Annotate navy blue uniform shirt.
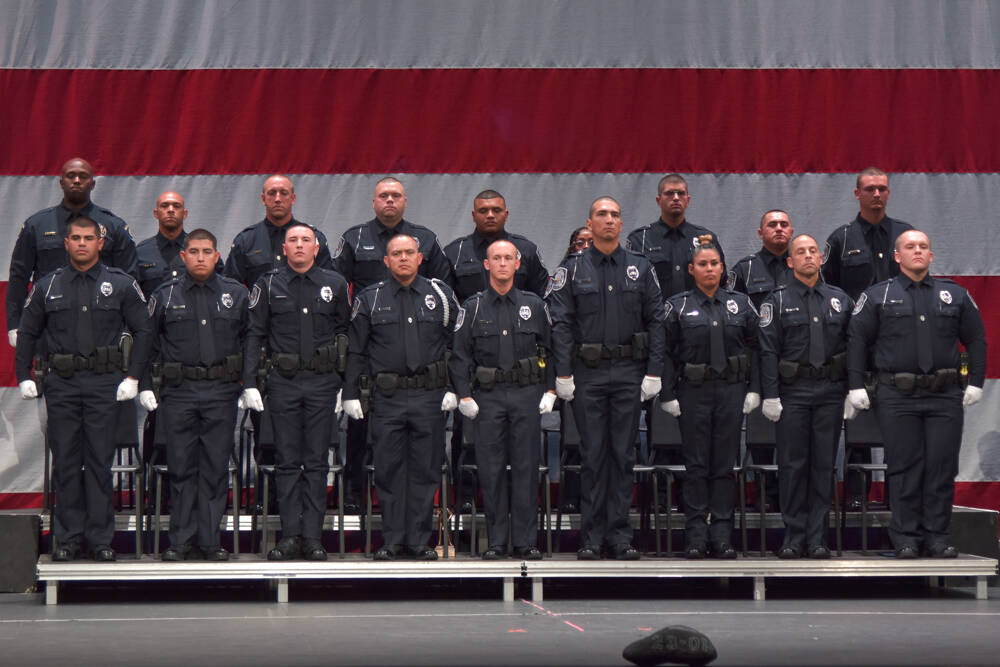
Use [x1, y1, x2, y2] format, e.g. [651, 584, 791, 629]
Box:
[821, 214, 913, 300]
[332, 218, 451, 292]
[224, 217, 333, 289]
[443, 230, 549, 301]
[730, 247, 792, 310]
[626, 218, 726, 298]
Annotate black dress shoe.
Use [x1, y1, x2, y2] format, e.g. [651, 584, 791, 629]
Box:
[342, 501, 362, 515]
[91, 545, 116, 562]
[847, 499, 864, 512]
[52, 543, 80, 562]
[712, 543, 737, 559]
[373, 547, 396, 561]
[808, 545, 831, 559]
[267, 536, 302, 561]
[895, 545, 919, 559]
[203, 547, 231, 561]
[458, 502, 474, 514]
[161, 546, 185, 562]
[684, 545, 707, 560]
[576, 545, 601, 560]
[302, 539, 328, 561]
[559, 503, 578, 514]
[513, 546, 542, 561]
[482, 546, 505, 561]
[927, 543, 958, 559]
[777, 546, 800, 559]
[411, 546, 438, 561]
[611, 543, 640, 561]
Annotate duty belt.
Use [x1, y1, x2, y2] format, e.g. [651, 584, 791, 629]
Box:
[681, 355, 749, 385]
[777, 354, 847, 384]
[474, 357, 543, 390]
[374, 359, 449, 396]
[270, 347, 340, 379]
[48, 348, 123, 378]
[878, 369, 958, 393]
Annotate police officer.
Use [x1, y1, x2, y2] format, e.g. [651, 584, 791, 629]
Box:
[661, 239, 760, 559]
[732, 209, 795, 513]
[8, 157, 137, 347]
[342, 234, 459, 561]
[136, 191, 223, 296]
[548, 197, 665, 561]
[242, 222, 351, 561]
[333, 177, 452, 514]
[443, 189, 550, 511]
[626, 174, 726, 299]
[224, 175, 334, 289]
[822, 167, 914, 510]
[15, 217, 150, 562]
[846, 230, 985, 558]
[450, 239, 556, 561]
[759, 235, 853, 559]
[140, 229, 249, 561]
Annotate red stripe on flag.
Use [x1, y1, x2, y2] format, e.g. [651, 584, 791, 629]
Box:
[2, 68, 999, 175]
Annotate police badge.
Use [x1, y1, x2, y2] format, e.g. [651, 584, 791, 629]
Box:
[425, 293, 437, 310]
[759, 302, 773, 327]
[221, 293, 234, 309]
[519, 305, 531, 320]
[830, 297, 841, 313]
[320, 286, 333, 302]
[100, 281, 113, 297]
[726, 299, 738, 314]
[939, 290, 952, 304]
[626, 265, 639, 281]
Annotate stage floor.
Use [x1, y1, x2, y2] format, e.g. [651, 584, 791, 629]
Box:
[1, 579, 998, 666]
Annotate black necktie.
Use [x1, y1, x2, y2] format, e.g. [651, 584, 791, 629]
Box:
[400, 286, 421, 372]
[76, 274, 95, 356]
[709, 300, 727, 373]
[914, 283, 934, 373]
[497, 296, 515, 370]
[194, 285, 216, 365]
[808, 289, 825, 368]
[163, 240, 181, 266]
[669, 229, 686, 297]
[872, 225, 889, 282]
[601, 256, 621, 347]
[299, 276, 314, 364]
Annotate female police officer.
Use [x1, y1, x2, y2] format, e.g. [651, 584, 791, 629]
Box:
[661, 238, 760, 559]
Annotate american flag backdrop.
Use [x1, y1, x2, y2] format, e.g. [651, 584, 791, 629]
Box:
[0, 0, 998, 509]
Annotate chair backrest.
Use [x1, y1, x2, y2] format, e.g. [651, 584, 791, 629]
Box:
[844, 409, 883, 445]
[560, 402, 582, 447]
[648, 404, 682, 447]
[745, 409, 776, 447]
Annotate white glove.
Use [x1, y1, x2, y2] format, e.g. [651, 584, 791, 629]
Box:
[335, 389, 343, 419]
[441, 391, 458, 411]
[458, 397, 479, 419]
[555, 376, 575, 401]
[843, 396, 858, 420]
[964, 385, 983, 406]
[847, 388, 870, 411]
[138, 390, 158, 412]
[239, 388, 264, 412]
[640, 375, 662, 402]
[538, 391, 557, 414]
[762, 397, 782, 422]
[343, 398, 364, 420]
[8, 329, 16, 348]
[660, 399, 681, 417]
[116, 377, 138, 401]
[18, 379, 37, 399]
[742, 391, 761, 414]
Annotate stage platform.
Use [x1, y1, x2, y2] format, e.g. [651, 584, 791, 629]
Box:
[36, 551, 997, 605]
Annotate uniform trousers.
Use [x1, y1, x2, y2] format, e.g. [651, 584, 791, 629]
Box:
[160, 379, 240, 549]
[472, 384, 543, 549]
[267, 371, 340, 540]
[45, 372, 121, 548]
[677, 379, 744, 547]
[370, 387, 446, 549]
[875, 384, 964, 550]
[775, 379, 843, 550]
[571, 359, 644, 549]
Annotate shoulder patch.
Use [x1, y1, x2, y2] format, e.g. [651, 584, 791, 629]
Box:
[968, 293, 979, 310]
[852, 292, 867, 315]
[351, 297, 361, 321]
[663, 300, 673, 318]
[546, 267, 568, 297]
[147, 295, 157, 316]
[453, 306, 466, 331]
[727, 269, 736, 286]
[24, 285, 35, 308]
[822, 242, 831, 265]
[249, 284, 262, 309]
[332, 236, 344, 259]
[759, 302, 773, 327]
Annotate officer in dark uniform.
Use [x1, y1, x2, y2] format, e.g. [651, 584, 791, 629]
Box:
[450, 239, 556, 561]
[242, 222, 351, 561]
[443, 189, 549, 512]
[661, 239, 760, 559]
[846, 230, 986, 558]
[626, 174, 726, 299]
[758, 234, 853, 559]
[136, 191, 223, 296]
[8, 157, 137, 347]
[333, 177, 452, 514]
[343, 234, 459, 561]
[548, 197, 665, 561]
[223, 175, 334, 289]
[15, 216, 150, 562]
[140, 229, 248, 561]
[822, 167, 914, 510]
[731, 209, 795, 513]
